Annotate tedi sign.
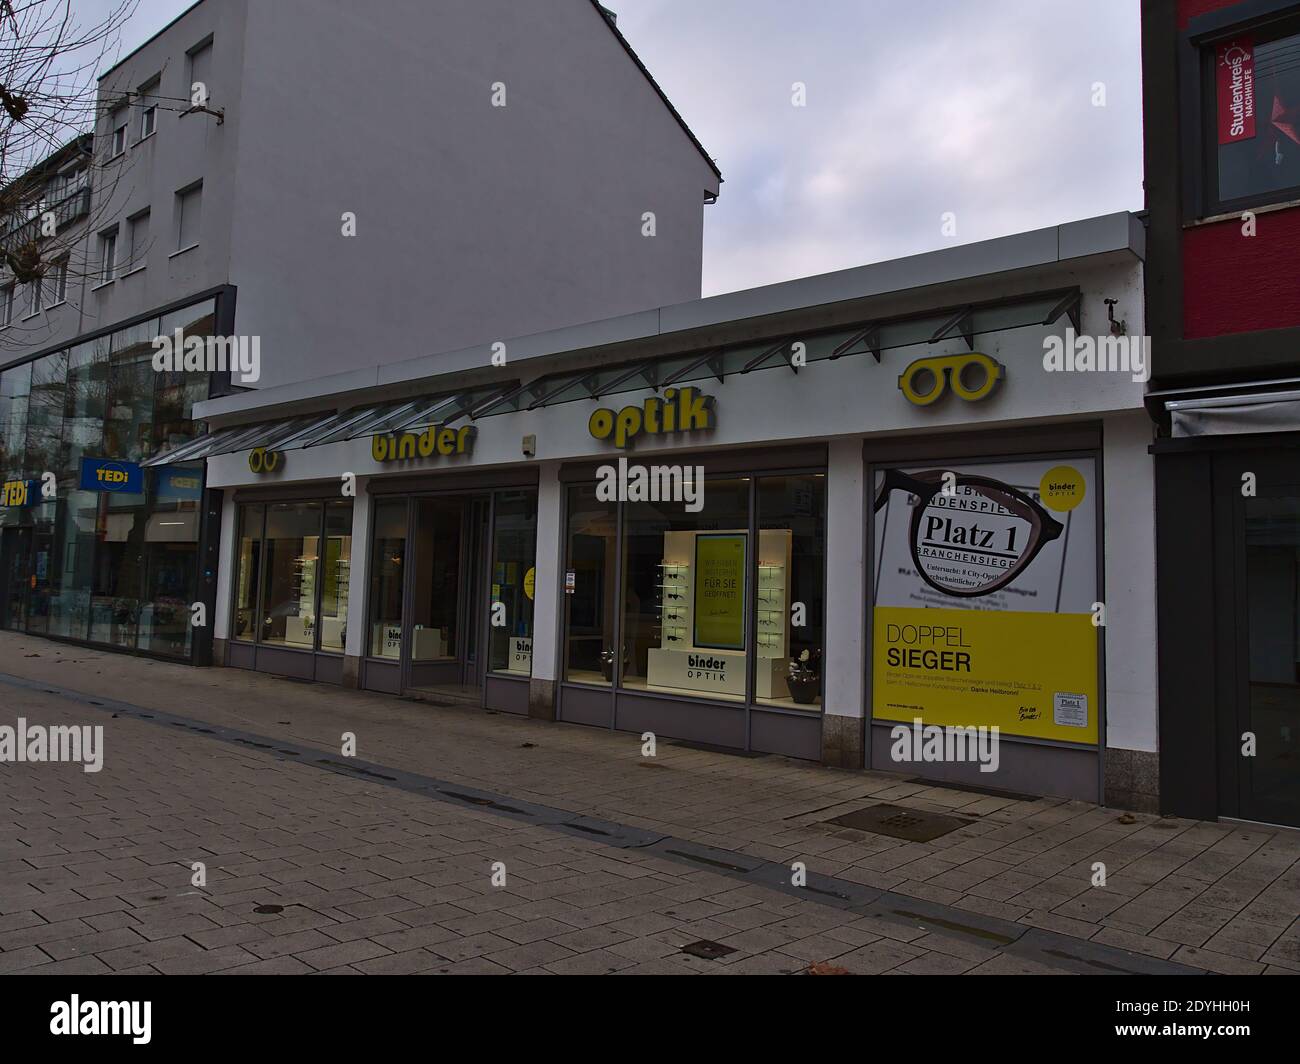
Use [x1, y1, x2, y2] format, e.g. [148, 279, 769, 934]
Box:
[588, 386, 715, 449]
[372, 424, 475, 463]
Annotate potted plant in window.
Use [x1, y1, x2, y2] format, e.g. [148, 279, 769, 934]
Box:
[787, 649, 821, 704]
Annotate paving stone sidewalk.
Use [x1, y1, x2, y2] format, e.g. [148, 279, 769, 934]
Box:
[0, 631, 1297, 975]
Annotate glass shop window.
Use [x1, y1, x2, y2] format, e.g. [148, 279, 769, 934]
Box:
[233, 504, 264, 642]
[563, 483, 617, 685]
[368, 499, 407, 659]
[620, 476, 750, 703]
[258, 502, 322, 649]
[488, 490, 537, 676]
[1210, 24, 1300, 208]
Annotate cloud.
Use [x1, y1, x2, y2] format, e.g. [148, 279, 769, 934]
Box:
[613, 0, 1143, 295]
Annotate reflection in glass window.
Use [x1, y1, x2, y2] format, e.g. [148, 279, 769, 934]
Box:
[25, 499, 55, 636]
[105, 319, 158, 464]
[755, 475, 826, 710]
[319, 501, 352, 651]
[24, 354, 65, 475]
[1216, 29, 1300, 204]
[233, 504, 263, 641]
[63, 340, 107, 477]
[138, 463, 203, 657]
[258, 502, 322, 649]
[564, 483, 617, 685]
[47, 489, 98, 640]
[488, 491, 537, 676]
[0, 363, 32, 489]
[410, 497, 463, 662]
[89, 495, 142, 650]
[0, 297, 217, 656]
[621, 478, 750, 702]
[369, 499, 407, 659]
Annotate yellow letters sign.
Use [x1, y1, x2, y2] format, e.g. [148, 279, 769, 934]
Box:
[588, 387, 716, 448]
[372, 425, 475, 463]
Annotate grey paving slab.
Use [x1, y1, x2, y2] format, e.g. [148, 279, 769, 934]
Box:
[0, 635, 1296, 976]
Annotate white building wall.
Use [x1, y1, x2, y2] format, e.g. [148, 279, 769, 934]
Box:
[345, 480, 374, 663]
[824, 440, 866, 721]
[530, 463, 564, 686]
[1102, 409, 1159, 753]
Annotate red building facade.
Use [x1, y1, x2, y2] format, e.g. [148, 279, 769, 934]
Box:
[1145, 0, 1300, 828]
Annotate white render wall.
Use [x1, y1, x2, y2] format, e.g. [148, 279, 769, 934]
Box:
[1102, 410, 1158, 754]
[529, 463, 565, 685]
[824, 440, 867, 721]
[228, 0, 720, 388]
[344, 480, 374, 661]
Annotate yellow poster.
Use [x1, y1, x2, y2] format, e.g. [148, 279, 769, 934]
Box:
[694, 533, 746, 650]
[873, 605, 1098, 743]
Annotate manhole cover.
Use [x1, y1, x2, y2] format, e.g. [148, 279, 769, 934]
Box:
[825, 803, 968, 842]
[254, 904, 284, 914]
[681, 939, 736, 960]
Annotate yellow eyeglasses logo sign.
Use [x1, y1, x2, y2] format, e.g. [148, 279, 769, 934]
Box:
[898, 353, 1005, 406]
[248, 448, 283, 474]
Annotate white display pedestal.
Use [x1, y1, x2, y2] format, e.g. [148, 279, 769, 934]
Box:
[412, 627, 445, 659]
[371, 623, 402, 658]
[320, 616, 346, 649]
[285, 615, 315, 647]
[646, 648, 790, 699]
[504, 637, 532, 675]
[647, 646, 745, 697]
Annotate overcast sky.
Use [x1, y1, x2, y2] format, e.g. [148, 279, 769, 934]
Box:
[87, 0, 1144, 298]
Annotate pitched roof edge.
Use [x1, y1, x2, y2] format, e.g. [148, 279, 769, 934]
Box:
[588, 0, 723, 185]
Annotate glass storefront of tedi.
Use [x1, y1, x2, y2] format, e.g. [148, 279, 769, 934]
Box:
[0, 296, 221, 660]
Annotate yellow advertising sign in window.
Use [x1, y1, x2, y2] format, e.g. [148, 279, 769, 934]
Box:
[871, 457, 1099, 744]
[694, 533, 746, 650]
[873, 606, 1098, 744]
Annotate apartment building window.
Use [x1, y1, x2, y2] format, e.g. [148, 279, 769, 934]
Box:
[25, 278, 42, 318]
[1203, 17, 1300, 210]
[1, 285, 13, 327]
[109, 106, 128, 158]
[126, 210, 150, 274]
[138, 78, 159, 141]
[188, 39, 213, 103]
[46, 259, 68, 306]
[99, 227, 118, 282]
[175, 184, 202, 252]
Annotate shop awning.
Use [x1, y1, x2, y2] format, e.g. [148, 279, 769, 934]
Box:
[469, 288, 1079, 418]
[142, 383, 515, 467]
[1168, 390, 1300, 438]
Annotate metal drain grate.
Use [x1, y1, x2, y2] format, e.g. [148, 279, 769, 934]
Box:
[825, 803, 968, 842]
[681, 939, 736, 960]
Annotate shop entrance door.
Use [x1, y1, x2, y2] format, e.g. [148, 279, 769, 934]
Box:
[404, 494, 490, 703]
[1216, 450, 1300, 828]
[0, 527, 32, 631]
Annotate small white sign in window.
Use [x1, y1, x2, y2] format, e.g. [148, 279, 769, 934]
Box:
[1053, 692, 1088, 728]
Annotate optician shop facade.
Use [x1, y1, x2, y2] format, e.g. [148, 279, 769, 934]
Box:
[179, 213, 1159, 809]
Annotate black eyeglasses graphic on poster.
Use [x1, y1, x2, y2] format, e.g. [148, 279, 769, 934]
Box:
[871, 458, 1099, 744]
